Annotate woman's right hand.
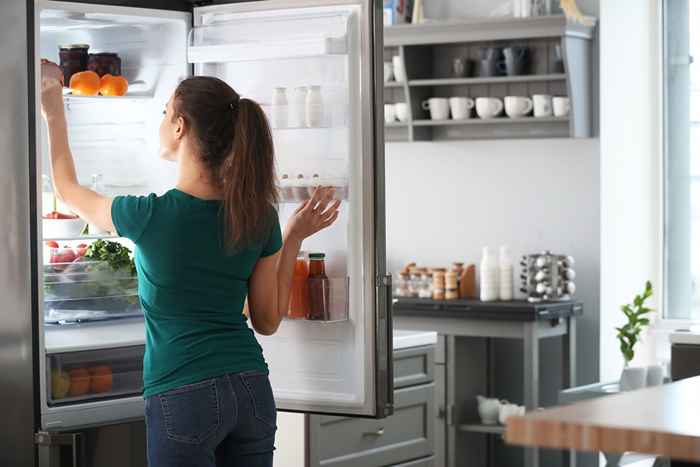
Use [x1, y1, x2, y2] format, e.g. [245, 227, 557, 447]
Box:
[40, 59, 65, 121]
[284, 186, 341, 242]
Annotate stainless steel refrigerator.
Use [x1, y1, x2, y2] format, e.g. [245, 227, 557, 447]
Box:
[0, 1, 390, 465]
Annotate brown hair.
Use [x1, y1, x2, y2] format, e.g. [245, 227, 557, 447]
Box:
[172, 77, 277, 250]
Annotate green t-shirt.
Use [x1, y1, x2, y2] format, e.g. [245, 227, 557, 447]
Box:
[111, 188, 282, 398]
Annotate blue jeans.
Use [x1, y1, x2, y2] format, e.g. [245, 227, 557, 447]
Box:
[145, 371, 277, 467]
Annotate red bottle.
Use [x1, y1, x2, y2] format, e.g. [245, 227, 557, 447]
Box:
[307, 253, 330, 320]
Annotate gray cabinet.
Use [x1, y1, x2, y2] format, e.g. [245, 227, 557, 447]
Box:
[307, 345, 436, 467]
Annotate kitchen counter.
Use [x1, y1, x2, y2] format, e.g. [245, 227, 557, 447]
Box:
[393, 329, 438, 349]
[505, 375, 700, 462]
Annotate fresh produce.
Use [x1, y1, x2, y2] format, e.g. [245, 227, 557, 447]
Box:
[46, 240, 59, 249]
[43, 211, 78, 220]
[51, 369, 71, 400]
[84, 239, 136, 274]
[68, 368, 91, 396]
[99, 74, 128, 97]
[49, 247, 76, 270]
[75, 243, 88, 258]
[69, 70, 101, 96]
[89, 365, 113, 393]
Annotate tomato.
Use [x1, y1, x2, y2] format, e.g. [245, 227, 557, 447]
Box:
[75, 244, 88, 257]
[50, 248, 76, 265]
[43, 211, 78, 220]
[46, 240, 59, 249]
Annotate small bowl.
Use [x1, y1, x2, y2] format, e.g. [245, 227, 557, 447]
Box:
[42, 217, 85, 239]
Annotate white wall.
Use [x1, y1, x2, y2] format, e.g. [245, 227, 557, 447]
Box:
[599, 0, 661, 381]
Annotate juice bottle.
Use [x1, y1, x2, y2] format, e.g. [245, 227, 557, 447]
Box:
[288, 252, 310, 319]
[308, 253, 330, 320]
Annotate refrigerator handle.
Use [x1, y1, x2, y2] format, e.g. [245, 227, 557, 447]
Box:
[375, 274, 394, 418]
[35, 431, 85, 467]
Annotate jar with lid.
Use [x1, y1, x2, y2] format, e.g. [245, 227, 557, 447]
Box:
[418, 271, 433, 298]
[408, 267, 422, 297]
[445, 271, 458, 300]
[59, 44, 89, 85]
[307, 253, 330, 320]
[87, 52, 122, 77]
[289, 251, 310, 318]
[432, 271, 446, 300]
[395, 272, 410, 298]
[305, 85, 324, 128]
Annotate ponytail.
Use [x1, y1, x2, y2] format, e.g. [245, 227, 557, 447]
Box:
[171, 77, 277, 252]
[221, 98, 277, 250]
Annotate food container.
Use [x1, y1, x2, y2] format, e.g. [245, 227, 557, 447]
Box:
[43, 259, 140, 324]
[59, 44, 89, 85]
[43, 217, 85, 239]
[87, 52, 122, 77]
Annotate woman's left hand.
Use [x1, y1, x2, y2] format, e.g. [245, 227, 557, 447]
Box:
[285, 186, 341, 242]
[40, 59, 65, 121]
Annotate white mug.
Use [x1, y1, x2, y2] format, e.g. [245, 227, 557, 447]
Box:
[384, 104, 397, 124]
[475, 97, 504, 119]
[449, 97, 475, 120]
[384, 61, 394, 83]
[392, 55, 406, 82]
[553, 96, 570, 117]
[422, 98, 450, 120]
[395, 102, 409, 122]
[504, 96, 533, 118]
[533, 94, 553, 117]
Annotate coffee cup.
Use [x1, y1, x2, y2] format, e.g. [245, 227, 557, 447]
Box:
[392, 55, 406, 83]
[502, 46, 529, 76]
[384, 104, 396, 123]
[553, 96, 570, 117]
[395, 102, 409, 122]
[475, 97, 504, 119]
[449, 97, 475, 120]
[533, 94, 553, 117]
[384, 61, 394, 83]
[422, 98, 450, 121]
[504, 96, 533, 118]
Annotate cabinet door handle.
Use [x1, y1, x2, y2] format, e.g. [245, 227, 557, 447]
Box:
[363, 428, 385, 437]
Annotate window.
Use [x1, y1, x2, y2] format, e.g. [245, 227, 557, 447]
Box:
[664, 0, 700, 320]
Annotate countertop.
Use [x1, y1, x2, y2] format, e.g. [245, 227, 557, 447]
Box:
[505, 376, 700, 462]
[393, 329, 438, 350]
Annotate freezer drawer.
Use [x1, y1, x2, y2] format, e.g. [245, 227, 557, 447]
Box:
[47, 345, 144, 406]
[311, 384, 434, 467]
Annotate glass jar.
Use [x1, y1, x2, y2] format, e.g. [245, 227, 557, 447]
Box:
[408, 268, 422, 298]
[307, 253, 329, 320]
[418, 272, 433, 298]
[289, 252, 310, 319]
[87, 52, 122, 77]
[394, 272, 410, 298]
[59, 44, 89, 85]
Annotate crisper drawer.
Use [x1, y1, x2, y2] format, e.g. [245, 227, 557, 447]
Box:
[312, 384, 434, 467]
[394, 346, 435, 389]
[47, 345, 144, 406]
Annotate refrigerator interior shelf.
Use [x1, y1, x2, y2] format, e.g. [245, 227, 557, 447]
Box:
[64, 94, 153, 103]
[43, 233, 119, 242]
[45, 318, 145, 354]
[187, 36, 348, 63]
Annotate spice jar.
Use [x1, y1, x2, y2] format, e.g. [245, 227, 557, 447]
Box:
[432, 271, 446, 300]
[419, 271, 433, 298]
[87, 52, 122, 77]
[408, 267, 422, 298]
[59, 44, 89, 85]
[445, 271, 458, 300]
[395, 272, 410, 297]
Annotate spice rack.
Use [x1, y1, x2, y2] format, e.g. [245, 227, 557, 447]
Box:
[383, 15, 597, 141]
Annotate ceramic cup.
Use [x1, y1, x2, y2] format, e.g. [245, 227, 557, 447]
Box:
[476, 395, 501, 425]
[504, 96, 533, 118]
[395, 102, 409, 122]
[553, 96, 570, 117]
[423, 97, 450, 120]
[533, 94, 554, 117]
[392, 55, 406, 82]
[502, 46, 529, 76]
[449, 97, 475, 120]
[476, 97, 504, 119]
[384, 103, 396, 124]
[620, 366, 648, 391]
[646, 364, 664, 386]
[384, 61, 394, 83]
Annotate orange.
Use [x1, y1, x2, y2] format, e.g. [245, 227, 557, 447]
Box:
[69, 71, 100, 96]
[89, 365, 113, 393]
[99, 74, 128, 97]
[68, 368, 91, 396]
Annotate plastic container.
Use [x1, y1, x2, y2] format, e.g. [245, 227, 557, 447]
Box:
[271, 87, 288, 129]
[480, 247, 499, 302]
[499, 246, 514, 301]
[305, 85, 324, 127]
[43, 217, 86, 239]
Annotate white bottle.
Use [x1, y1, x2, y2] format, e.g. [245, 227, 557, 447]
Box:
[305, 85, 324, 128]
[271, 87, 288, 129]
[480, 247, 500, 302]
[499, 245, 514, 301]
[289, 86, 307, 128]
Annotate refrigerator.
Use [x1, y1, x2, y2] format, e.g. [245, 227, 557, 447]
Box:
[0, 0, 390, 465]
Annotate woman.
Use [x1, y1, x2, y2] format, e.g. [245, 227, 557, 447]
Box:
[41, 61, 340, 467]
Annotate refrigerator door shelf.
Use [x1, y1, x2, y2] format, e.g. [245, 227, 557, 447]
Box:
[188, 36, 348, 63]
[286, 276, 349, 323]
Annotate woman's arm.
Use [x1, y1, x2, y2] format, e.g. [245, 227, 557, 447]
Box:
[247, 188, 340, 335]
[41, 60, 114, 232]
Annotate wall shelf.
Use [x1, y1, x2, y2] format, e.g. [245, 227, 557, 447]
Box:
[458, 423, 506, 435]
[382, 16, 597, 141]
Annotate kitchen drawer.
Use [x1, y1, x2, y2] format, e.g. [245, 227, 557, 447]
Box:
[394, 346, 434, 389]
[311, 384, 434, 467]
[435, 335, 446, 364]
[392, 456, 435, 467]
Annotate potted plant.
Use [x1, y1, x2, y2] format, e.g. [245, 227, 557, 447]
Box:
[616, 281, 653, 391]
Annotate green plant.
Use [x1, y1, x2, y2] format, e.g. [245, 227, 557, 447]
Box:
[615, 281, 653, 365]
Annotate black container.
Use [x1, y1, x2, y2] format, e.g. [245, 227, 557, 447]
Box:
[58, 44, 89, 85]
[87, 52, 122, 77]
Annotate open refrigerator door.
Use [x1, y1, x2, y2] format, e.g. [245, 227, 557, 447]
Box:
[192, 0, 390, 417]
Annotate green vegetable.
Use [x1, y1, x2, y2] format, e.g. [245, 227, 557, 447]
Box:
[84, 239, 136, 275]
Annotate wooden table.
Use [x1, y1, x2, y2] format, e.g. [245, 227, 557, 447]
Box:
[505, 376, 700, 462]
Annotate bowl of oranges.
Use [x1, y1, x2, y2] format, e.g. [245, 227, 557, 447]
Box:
[69, 70, 129, 97]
